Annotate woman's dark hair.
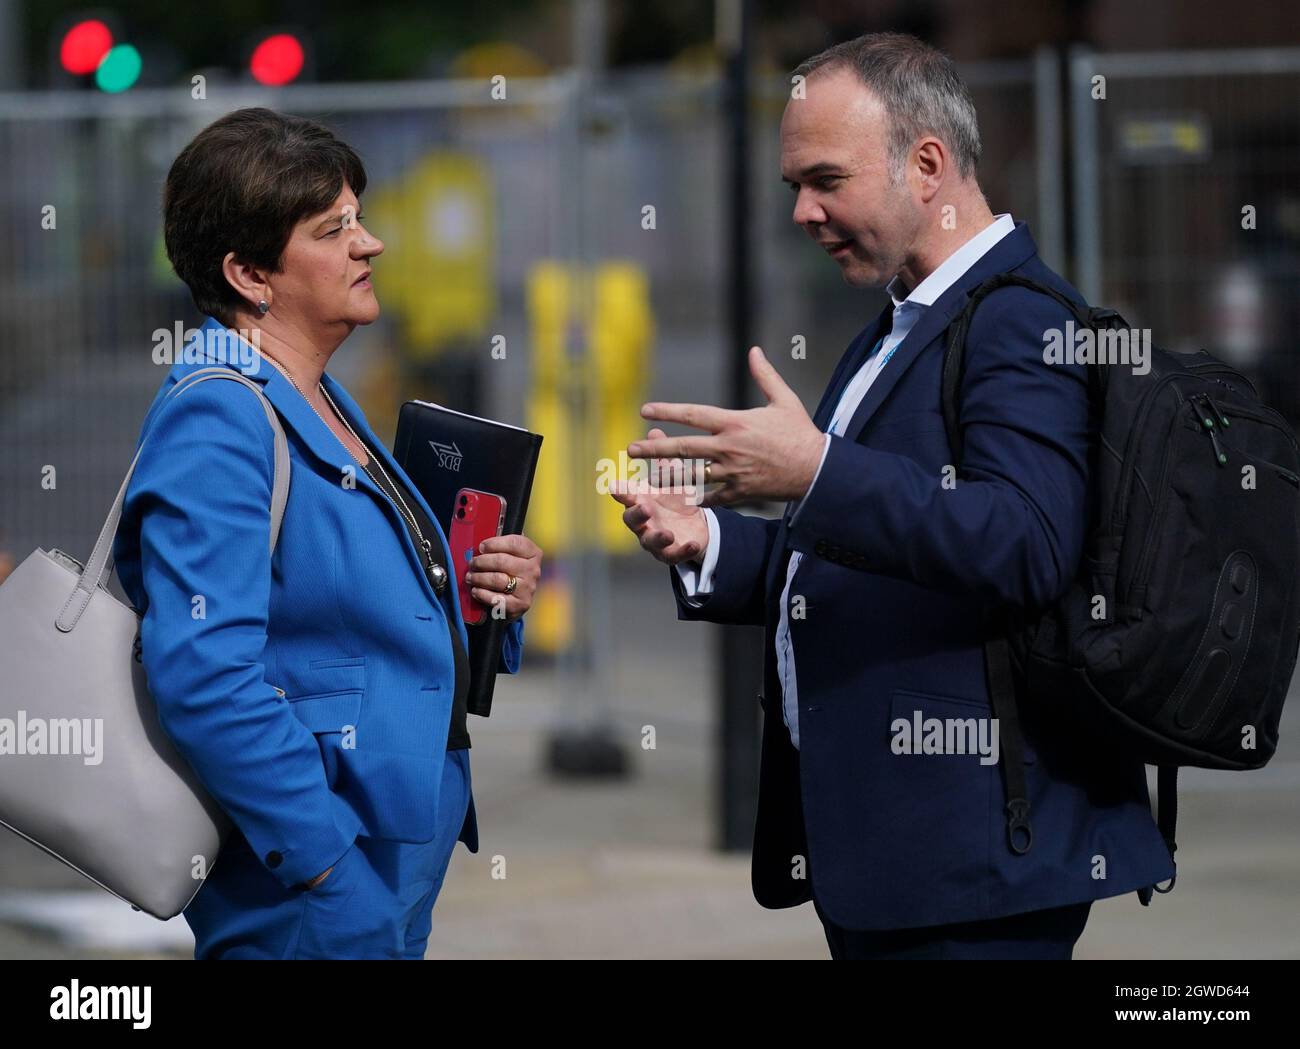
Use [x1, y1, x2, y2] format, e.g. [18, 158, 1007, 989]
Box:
[163, 107, 368, 324]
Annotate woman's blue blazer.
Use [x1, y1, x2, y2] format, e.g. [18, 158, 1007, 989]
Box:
[112, 317, 523, 890]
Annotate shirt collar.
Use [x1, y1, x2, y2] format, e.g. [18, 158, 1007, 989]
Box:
[885, 212, 1015, 309]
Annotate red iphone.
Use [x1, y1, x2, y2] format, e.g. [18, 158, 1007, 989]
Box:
[450, 488, 507, 625]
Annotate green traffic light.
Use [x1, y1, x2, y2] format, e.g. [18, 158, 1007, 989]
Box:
[95, 43, 141, 92]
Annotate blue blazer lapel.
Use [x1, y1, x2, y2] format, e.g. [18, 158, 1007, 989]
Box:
[171, 320, 375, 488]
[318, 373, 439, 528]
[241, 367, 418, 537]
[837, 221, 1038, 444]
[170, 320, 465, 634]
[319, 372, 471, 643]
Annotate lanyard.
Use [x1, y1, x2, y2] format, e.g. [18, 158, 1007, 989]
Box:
[830, 334, 890, 434]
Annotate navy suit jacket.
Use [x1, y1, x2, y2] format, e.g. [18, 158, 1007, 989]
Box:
[670, 223, 1175, 929]
[113, 318, 523, 891]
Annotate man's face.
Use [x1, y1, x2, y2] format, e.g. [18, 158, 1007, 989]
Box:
[780, 67, 922, 288]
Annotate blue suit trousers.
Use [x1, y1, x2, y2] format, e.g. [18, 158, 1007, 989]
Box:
[184, 749, 471, 960]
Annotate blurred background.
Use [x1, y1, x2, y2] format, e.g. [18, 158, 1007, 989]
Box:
[0, 0, 1297, 958]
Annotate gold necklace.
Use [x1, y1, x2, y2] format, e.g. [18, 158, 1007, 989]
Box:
[256, 348, 447, 591]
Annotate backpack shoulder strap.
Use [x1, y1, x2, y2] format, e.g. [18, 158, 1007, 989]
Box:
[941, 272, 1114, 463]
[1139, 766, 1179, 904]
[938, 273, 1106, 858]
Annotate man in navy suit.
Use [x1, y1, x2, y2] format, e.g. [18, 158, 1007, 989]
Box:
[612, 32, 1173, 959]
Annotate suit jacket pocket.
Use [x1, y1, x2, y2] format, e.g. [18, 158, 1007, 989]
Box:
[889, 687, 1035, 766]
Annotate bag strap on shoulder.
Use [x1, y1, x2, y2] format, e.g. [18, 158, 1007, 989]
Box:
[941, 272, 1116, 463]
[940, 273, 1178, 887]
[940, 273, 1116, 857]
[55, 368, 290, 633]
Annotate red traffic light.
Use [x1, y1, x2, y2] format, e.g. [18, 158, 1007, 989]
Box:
[60, 19, 113, 76]
[250, 34, 304, 86]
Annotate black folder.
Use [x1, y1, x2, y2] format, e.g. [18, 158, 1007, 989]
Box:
[394, 400, 543, 717]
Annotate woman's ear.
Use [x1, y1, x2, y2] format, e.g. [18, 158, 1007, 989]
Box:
[222, 251, 271, 312]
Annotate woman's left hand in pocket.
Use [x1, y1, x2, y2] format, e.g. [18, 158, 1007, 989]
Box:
[464, 533, 542, 621]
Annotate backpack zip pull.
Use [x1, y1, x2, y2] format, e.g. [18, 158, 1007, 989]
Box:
[1195, 396, 1228, 466]
[1204, 394, 1231, 429]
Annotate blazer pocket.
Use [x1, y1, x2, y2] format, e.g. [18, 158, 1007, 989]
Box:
[288, 690, 362, 735]
[283, 659, 366, 735]
[309, 654, 367, 673]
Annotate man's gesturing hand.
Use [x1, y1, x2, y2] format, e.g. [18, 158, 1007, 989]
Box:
[610, 427, 710, 566]
[627, 346, 824, 507]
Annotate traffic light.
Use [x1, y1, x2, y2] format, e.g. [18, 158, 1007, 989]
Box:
[249, 33, 305, 86]
[57, 17, 141, 92]
[58, 19, 112, 75]
[95, 44, 141, 93]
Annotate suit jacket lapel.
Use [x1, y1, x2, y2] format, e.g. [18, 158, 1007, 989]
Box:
[834, 292, 968, 444]
[761, 306, 890, 596]
[812, 306, 891, 431]
[837, 221, 1038, 444]
[762, 221, 1040, 600]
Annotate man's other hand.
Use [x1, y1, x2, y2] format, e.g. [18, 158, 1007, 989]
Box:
[610, 427, 710, 566]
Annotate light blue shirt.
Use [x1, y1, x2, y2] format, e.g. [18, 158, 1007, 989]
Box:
[676, 214, 1015, 748]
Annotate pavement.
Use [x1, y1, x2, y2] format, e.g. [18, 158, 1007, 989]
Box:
[0, 557, 1297, 960]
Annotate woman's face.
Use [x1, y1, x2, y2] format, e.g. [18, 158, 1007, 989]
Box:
[270, 182, 384, 331]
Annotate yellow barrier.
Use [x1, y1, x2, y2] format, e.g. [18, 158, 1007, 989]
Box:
[524, 260, 654, 653]
[526, 260, 652, 555]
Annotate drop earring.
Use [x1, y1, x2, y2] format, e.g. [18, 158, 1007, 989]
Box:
[257, 299, 270, 314]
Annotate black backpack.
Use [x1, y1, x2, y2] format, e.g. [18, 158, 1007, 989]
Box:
[941, 273, 1300, 903]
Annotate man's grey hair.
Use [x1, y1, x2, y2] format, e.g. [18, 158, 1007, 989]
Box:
[792, 32, 982, 182]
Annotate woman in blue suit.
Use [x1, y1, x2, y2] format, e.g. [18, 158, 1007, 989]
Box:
[112, 108, 542, 959]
